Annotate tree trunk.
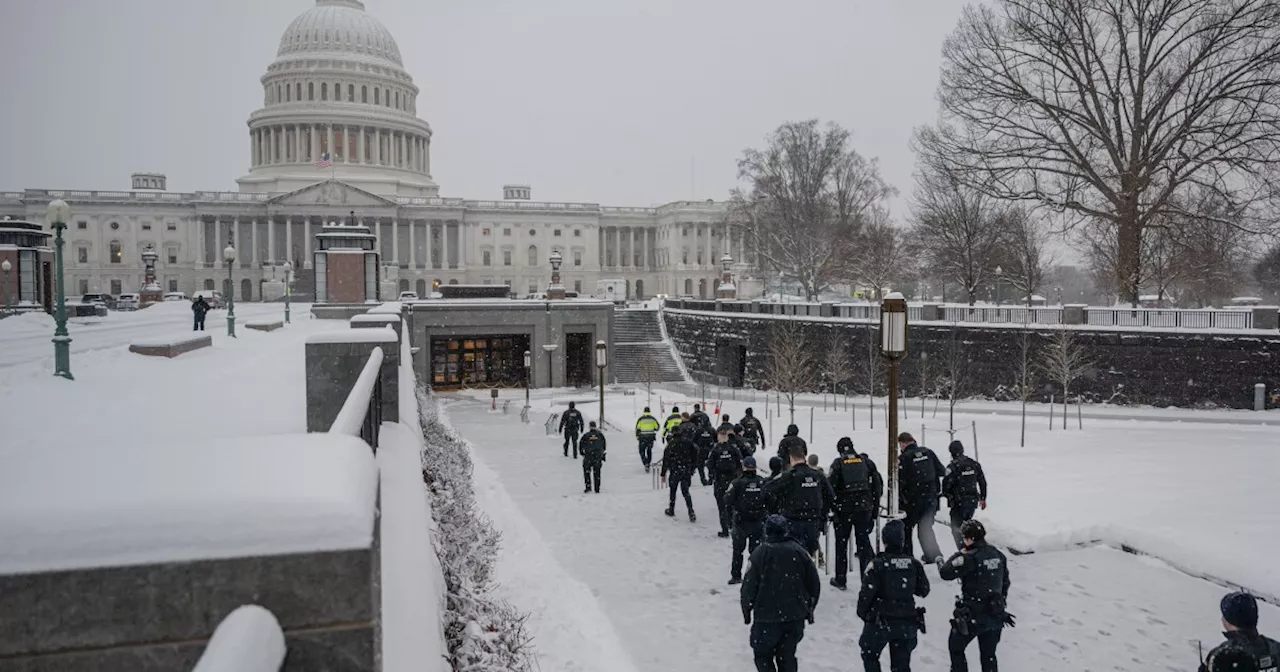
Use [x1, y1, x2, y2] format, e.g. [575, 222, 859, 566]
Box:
[1062, 385, 1068, 430]
[1020, 396, 1026, 447]
[1117, 203, 1142, 307]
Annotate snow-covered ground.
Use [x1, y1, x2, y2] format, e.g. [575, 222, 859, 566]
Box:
[446, 387, 1280, 671]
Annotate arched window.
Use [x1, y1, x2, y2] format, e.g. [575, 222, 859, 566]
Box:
[348, 84, 354, 102]
[385, 90, 390, 107]
[374, 88, 380, 105]
[204, 279, 215, 291]
[682, 248, 689, 264]
[296, 83, 302, 101]
[684, 279, 693, 295]
[109, 241, 123, 264]
[362, 85, 368, 103]
[334, 83, 341, 100]
[395, 91, 400, 109]
[308, 82, 314, 100]
[321, 83, 328, 101]
[527, 245, 538, 266]
[286, 85, 291, 102]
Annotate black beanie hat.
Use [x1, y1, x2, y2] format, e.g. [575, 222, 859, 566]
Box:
[1221, 592, 1259, 630]
[949, 440, 965, 457]
[882, 519, 906, 550]
[837, 437, 854, 454]
[786, 424, 799, 436]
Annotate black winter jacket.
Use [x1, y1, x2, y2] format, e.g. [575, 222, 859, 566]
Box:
[741, 528, 821, 623]
[660, 434, 699, 478]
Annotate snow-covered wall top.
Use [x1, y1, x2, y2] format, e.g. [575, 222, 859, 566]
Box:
[0, 433, 378, 575]
[664, 309, 1280, 410]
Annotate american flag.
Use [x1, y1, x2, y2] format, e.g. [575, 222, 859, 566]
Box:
[315, 152, 332, 169]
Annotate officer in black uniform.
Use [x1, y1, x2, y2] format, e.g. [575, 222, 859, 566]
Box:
[707, 426, 745, 537]
[764, 440, 834, 558]
[897, 432, 945, 561]
[689, 403, 710, 429]
[694, 420, 717, 486]
[718, 414, 734, 435]
[942, 440, 988, 550]
[660, 423, 698, 522]
[1199, 591, 1280, 672]
[858, 519, 930, 672]
[777, 424, 807, 464]
[828, 437, 883, 589]
[558, 401, 584, 458]
[725, 456, 769, 585]
[741, 515, 822, 672]
[741, 408, 765, 454]
[731, 424, 751, 457]
[579, 421, 607, 493]
[937, 520, 1012, 672]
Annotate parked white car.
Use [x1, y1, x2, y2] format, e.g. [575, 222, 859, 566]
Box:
[398, 291, 419, 301]
[163, 292, 188, 302]
[116, 293, 140, 311]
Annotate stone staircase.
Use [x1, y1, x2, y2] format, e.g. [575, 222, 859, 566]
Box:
[613, 310, 686, 384]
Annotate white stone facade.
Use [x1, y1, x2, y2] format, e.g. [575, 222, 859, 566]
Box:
[0, 0, 754, 301]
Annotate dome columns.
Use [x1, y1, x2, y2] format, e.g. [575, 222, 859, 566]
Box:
[248, 122, 430, 173]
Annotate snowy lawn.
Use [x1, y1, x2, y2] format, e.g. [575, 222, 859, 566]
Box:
[447, 391, 1280, 671]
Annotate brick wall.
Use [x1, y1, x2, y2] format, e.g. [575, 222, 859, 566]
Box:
[327, 252, 367, 304]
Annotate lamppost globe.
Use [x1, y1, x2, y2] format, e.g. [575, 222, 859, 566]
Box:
[523, 349, 532, 369]
[223, 244, 237, 263]
[223, 244, 237, 337]
[1, 260, 10, 272]
[46, 199, 71, 226]
[282, 260, 292, 273]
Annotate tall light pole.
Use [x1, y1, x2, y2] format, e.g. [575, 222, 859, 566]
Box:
[1, 259, 11, 316]
[595, 340, 608, 428]
[282, 261, 293, 324]
[523, 349, 531, 410]
[879, 292, 908, 517]
[47, 200, 74, 380]
[224, 243, 237, 338]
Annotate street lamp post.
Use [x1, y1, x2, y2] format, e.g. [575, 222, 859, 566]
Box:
[879, 292, 908, 518]
[1, 259, 10, 316]
[282, 261, 293, 324]
[595, 340, 608, 428]
[523, 349, 531, 410]
[47, 200, 74, 379]
[541, 343, 558, 388]
[224, 243, 237, 338]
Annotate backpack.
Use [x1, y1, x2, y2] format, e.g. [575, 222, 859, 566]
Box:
[837, 456, 871, 496]
[735, 476, 769, 517]
[950, 459, 981, 499]
[714, 447, 738, 476]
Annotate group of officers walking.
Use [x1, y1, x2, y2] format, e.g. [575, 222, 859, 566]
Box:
[564, 402, 1277, 672]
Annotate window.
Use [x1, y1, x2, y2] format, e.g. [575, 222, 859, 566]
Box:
[142, 224, 151, 231]
[276, 85, 281, 102]
[309, 82, 314, 100]
[682, 248, 689, 264]
[296, 83, 302, 100]
[697, 251, 703, 265]
[574, 280, 582, 293]
[77, 279, 89, 295]
[77, 247, 87, 263]
[167, 248, 177, 264]
[573, 229, 581, 237]
[395, 91, 400, 108]
[110, 279, 122, 295]
[362, 85, 368, 103]
[554, 229, 562, 237]
[321, 83, 328, 100]
[286, 85, 291, 102]
[482, 228, 490, 236]
[503, 279, 512, 288]
[528, 282, 538, 295]
[503, 250, 512, 266]
[573, 250, 582, 267]
[204, 279, 215, 290]
[168, 279, 178, 292]
[110, 222, 119, 230]
[348, 84, 355, 101]
[483, 250, 491, 266]
[527, 245, 538, 266]
[77, 221, 86, 230]
[167, 222, 177, 231]
[529, 229, 537, 236]
[503, 228, 511, 236]
[109, 241, 122, 264]
[375, 88, 380, 105]
[683, 227, 689, 237]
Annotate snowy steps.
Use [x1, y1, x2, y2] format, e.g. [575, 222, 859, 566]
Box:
[611, 310, 685, 384]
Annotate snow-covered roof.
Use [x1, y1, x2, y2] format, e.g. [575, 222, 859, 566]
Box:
[0, 433, 377, 575]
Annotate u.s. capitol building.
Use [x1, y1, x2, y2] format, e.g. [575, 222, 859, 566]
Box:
[0, 0, 753, 302]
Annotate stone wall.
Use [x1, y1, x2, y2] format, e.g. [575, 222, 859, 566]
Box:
[663, 308, 1280, 409]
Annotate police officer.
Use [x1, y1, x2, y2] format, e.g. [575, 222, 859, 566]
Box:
[741, 515, 822, 672]
[942, 440, 988, 550]
[662, 405, 683, 443]
[765, 440, 834, 558]
[558, 401, 584, 458]
[937, 520, 1012, 672]
[1199, 592, 1280, 672]
[580, 421, 607, 494]
[897, 432, 945, 562]
[732, 424, 752, 457]
[858, 519, 930, 672]
[660, 423, 698, 522]
[828, 437, 883, 589]
[718, 414, 735, 435]
[707, 426, 745, 537]
[689, 403, 710, 429]
[777, 424, 807, 464]
[725, 456, 769, 585]
[635, 407, 661, 472]
[741, 407, 765, 454]
[694, 419, 717, 486]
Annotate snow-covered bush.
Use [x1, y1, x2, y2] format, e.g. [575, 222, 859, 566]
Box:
[415, 385, 534, 672]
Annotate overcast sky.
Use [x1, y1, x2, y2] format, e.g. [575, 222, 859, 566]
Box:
[0, 0, 966, 211]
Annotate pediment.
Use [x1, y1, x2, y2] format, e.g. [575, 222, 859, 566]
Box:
[269, 180, 398, 208]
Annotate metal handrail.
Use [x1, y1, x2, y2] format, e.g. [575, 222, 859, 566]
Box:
[330, 346, 385, 449]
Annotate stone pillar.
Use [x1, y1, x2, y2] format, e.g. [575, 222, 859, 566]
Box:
[375, 129, 382, 165]
[358, 126, 366, 165]
[1063, 304, 1087, 325]
[268, 218, 276, 263]
[285, 216, 293, 263]
[326, 125, 334, 161]
[304, 218, 312, 268]
[304, 328, 399, 432]
[214, 217, 222, 265]
[251, 219, 260, 266]
[425, 221, 434, 269]
[310, 126, 318, 163]
[407, 218, 415, 268]
[920, 303, 942, 321]
[392, 218, 400, 265]
[1252, 306, 1279, 330]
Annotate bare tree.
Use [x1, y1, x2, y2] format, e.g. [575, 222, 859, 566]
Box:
[765, 319, 811, 423]
[844, 207, 913, 297]
[1166, 194, 1252, 308]
[936, 325, 970, 431]
[916, 0, 1280, 306]
[733, 120, 896, 301]
[1254, 243, 1280, 303]
[823, 333, 855, 407]
[1003, 208, 1055, 305]
[910, 165, 1008, 305]
[1015, 318, 1039, 447]
[637, 350, 660, 406]
[862, 329, 885, 429]
[1039, 328, 1093, 429]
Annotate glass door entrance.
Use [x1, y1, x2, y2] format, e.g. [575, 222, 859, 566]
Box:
[430, 334, 531, 388]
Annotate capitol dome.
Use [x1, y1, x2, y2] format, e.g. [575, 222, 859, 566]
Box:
[276, 0, 402, 67]
[237, 0, 438, 198]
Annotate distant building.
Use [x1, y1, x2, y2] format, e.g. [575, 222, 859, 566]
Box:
[0, 217, 54, 313]
[0, 0, 754, 302]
